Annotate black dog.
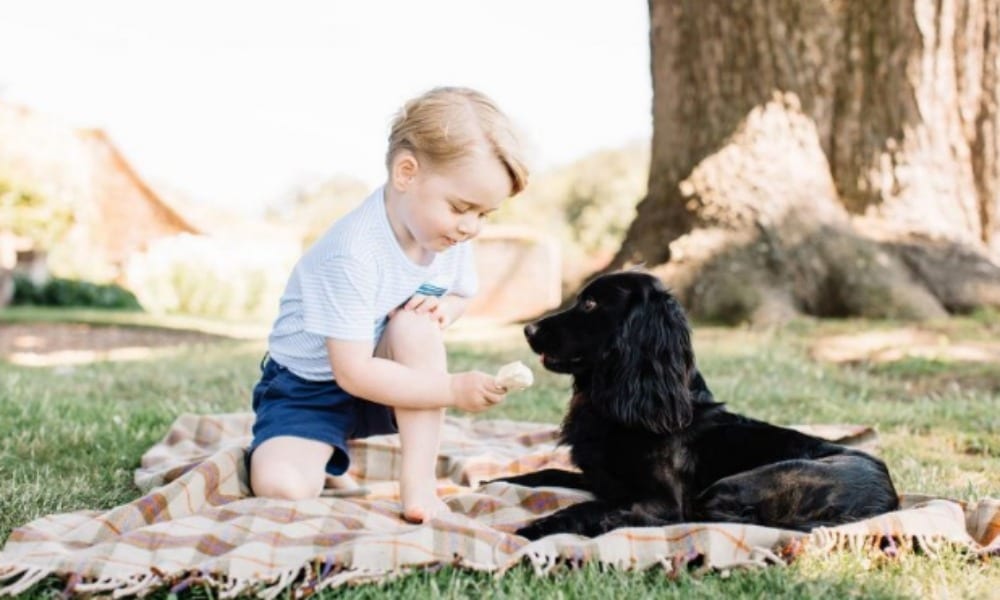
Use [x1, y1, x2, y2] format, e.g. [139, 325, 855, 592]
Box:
[500, 272, 898, 540]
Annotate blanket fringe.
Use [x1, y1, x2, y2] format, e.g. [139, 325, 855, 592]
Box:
[217, 574, 254, 599]
[803, 529, 965, 561]
[0, 528, 989, 599]
[73, 575, 128, 594]
[0, 566, 53, 596]
[257, 567, 301, 600]
[312, 567, 396, 594]
[0, 563, 402, 599]
[112, 572, 161, 598]
[749, 546, 785, 566]
[525, 551, 558, 576]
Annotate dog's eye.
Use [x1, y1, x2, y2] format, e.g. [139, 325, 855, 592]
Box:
[580, 298, 598, 313]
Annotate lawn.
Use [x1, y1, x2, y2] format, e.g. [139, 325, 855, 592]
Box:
[1, 310, 998, 598]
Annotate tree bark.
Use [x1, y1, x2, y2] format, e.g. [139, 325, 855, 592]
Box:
[610, 0, 1000, 323]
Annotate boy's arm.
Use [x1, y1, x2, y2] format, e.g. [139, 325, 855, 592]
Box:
[325, 337, 501, 411]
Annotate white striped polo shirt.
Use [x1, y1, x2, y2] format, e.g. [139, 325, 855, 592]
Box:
[266, 185, 478, 381]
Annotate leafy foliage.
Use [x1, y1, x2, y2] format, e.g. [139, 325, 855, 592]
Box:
[266, 175, 371, 247]
[124, 233, 297, 319]
[0, 180, 74, 249]
[493, 142, 649, 287]
[11, 275, 142, 310]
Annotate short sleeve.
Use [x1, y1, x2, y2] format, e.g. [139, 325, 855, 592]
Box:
[299, 255, 377, 341]
[450, 242, 479, 298]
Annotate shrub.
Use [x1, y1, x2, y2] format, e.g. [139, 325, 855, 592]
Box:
[124, 233, 298, 319]
[11, 274, 142, 309]
[491, 142, 649, 289]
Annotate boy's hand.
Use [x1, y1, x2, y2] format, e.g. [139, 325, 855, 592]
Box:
[449, 371, 506, 412]
[392, 294, 447, 328]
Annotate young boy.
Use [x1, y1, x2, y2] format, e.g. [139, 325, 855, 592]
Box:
[248, 87, 530, 523]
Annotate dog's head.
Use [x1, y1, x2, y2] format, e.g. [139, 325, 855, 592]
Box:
[524, 271, 694, 433]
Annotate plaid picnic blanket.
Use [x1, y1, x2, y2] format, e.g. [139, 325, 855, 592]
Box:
[1, 413, 997, 598]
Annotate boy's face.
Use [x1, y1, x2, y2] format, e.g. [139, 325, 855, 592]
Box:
[399, 148, 511, 253]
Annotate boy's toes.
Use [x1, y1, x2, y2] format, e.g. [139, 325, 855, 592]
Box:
[402, 505, 428, 524]
[401, 497, 450, 524]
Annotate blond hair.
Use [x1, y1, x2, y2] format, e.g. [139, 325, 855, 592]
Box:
[386, 87, 529, 196]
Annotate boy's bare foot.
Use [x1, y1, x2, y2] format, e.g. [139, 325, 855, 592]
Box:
[400, 476, 450, 523]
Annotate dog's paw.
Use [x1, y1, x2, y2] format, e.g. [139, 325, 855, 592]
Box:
[480, 473, 542, 488]
[515, 522, 547, 540]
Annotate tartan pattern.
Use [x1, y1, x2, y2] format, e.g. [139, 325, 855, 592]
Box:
[1, 413, 997, 598]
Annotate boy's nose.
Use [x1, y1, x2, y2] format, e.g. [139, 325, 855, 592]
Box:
[457, 217, 480, 237]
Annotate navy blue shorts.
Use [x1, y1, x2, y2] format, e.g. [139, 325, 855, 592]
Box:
[247, 357, 397, 477]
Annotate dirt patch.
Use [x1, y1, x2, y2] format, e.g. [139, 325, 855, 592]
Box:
[0, 323, 229, 366]
[811, 327, 1000, 395]
[810, 328, 1000, 364]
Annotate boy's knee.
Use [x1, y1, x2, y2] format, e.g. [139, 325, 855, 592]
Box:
[251, 462, 324, 500]
[382, 310, 445, 355]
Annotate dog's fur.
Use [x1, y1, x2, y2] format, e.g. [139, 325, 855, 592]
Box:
[499, 272, 899, 540]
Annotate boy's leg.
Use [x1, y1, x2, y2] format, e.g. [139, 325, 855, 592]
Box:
[396, 407, 447, 522]
[375, 309, 449, 523]
[250, 436, 333, 500]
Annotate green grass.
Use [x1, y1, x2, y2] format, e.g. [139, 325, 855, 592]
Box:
[1, 312, 998, 598]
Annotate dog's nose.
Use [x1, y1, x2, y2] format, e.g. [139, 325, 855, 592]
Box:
[524, 322, 539, 339]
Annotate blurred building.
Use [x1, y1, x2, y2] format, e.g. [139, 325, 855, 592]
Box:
[0, 102, 199, 281]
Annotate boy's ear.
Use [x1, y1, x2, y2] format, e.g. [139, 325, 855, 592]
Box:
[391, 151, 420, 191]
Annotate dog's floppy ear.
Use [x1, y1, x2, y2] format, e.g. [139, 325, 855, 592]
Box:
[590, 285, 694, 433]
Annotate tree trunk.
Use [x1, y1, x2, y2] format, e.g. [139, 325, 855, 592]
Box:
[611, 0, 1000, 323]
